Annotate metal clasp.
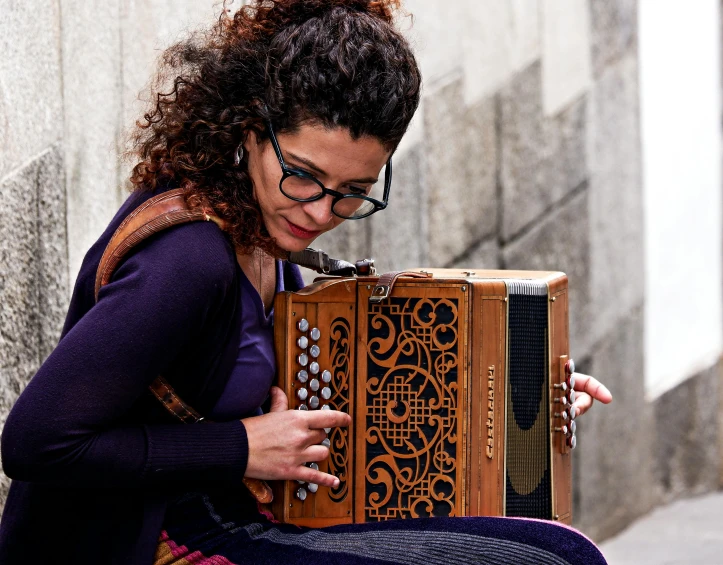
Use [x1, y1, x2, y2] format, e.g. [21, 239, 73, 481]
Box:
[369, 284, 390, 303]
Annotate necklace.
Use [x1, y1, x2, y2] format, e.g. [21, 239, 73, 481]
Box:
[235, 249, 267, 310]
[257, 248, 264, 311]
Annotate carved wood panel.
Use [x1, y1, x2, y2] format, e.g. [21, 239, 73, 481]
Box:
[358, 290, 467, 521]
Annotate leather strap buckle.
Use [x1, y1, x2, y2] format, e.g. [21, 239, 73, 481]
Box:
[369, 271, 432, 304]
[369, 284, 391, 303]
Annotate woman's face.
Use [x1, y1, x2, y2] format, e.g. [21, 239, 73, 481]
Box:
[243, 123, 391, 253]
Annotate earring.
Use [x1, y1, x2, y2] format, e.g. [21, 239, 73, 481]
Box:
[234, 144, 245, 166]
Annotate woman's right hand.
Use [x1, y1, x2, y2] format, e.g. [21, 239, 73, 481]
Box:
[242, 386, 351, 488]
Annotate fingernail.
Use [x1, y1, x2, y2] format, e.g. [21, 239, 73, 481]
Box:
[333, 478, 340, 488]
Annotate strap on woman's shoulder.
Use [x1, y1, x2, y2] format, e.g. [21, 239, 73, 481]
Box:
[94, 188, 225, 301]
[93, 189, 270, 507]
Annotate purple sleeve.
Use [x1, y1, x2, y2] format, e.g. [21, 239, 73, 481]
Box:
[1, 222, 249, 488]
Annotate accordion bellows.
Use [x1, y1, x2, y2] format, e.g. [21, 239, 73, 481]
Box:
[272, 269, 573, 527]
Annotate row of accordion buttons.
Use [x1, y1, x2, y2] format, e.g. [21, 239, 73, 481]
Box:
[295, 318, 333, 501]
[554, 359, 578, 449]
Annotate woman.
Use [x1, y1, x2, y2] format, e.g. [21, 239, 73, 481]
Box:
[0, 1, 612, 564]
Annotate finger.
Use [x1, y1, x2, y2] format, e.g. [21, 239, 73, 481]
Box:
[573, 373, 613, 404]
[301, 444, 331, 463]
[303, 409, 351, 429]
[268, 386, 288, 413]
[304, 429, 328, 446]
[295, 466, 340, 488]
[571, 391, 593, 419]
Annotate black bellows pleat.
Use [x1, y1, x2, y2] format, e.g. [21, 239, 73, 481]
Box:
[505, 291, 551, 518]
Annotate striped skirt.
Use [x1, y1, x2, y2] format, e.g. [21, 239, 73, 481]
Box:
[154, 491, 607, 565]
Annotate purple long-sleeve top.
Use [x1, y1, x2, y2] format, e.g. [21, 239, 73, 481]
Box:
[0, 186, 305, 565]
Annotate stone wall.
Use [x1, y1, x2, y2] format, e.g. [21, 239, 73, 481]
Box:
[0, 0, 218, 505]
[0, 0, 719, 543]
[314, 0, 652, 541]
[0, 2, 69, 504]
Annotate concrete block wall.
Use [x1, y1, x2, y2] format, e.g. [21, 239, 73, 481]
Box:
[0, 2, 69, 504]
[62, 0, 220, 284]
[636, 0, 723, 522]
[0, 0, 221, 506]
[315, 0, 673, 542]
[720, 0, 723, 491]
[1, 0, 720, 543]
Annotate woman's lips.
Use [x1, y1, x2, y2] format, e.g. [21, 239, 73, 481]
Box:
[285, 219, 321, 239]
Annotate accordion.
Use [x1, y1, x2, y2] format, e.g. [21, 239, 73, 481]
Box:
[272, 269, 575, 527]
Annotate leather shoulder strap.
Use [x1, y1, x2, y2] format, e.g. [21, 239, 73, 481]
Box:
[148, 376, 205, 423]
[92, 187, 222, 424]
[94, 188, 224, 300]
[92, 190, 274, 506]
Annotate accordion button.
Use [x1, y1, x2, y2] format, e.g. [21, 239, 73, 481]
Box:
[321, 404, 330, 411]
[568, 390, 576, 403]
[565, 359, 576, 375]
[321, 370, 332, 383]
[298, 319, 310, 332]
[296, 488, 308, 501]
[309, 463, 319, 471]
[297, 336, 309, 349]
[307, 483, 318, 493]
[309, 362, 320, 375]
[567, 435, 577, 449]
[324, 427, 331, 433]
[570, 420, 577, 434]
[310, 378, 320, 392]
[310, 328, 321, 341]
[297, 353, 309, 367]
[321, 437, 331, 448]
[555, 396, 568, 406]
[555, 425, 569, 435]
[298, 404, 308, 411]
[296, 370, 309, 383]
[309, 345, 321, 358]
[568, 406, 577, 420]
[556, 411, 568, 421]
[567, 374, 576, 389]
[309, 396, 320, 409]
[321, 387, 332, 400]
[297, 388, 309, 401]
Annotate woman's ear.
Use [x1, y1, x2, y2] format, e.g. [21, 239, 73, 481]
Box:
[241, 130, 253, 154]
[243, 127, 268, 156]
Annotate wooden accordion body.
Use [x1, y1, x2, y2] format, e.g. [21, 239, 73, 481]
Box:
[272, 269, 574, 527]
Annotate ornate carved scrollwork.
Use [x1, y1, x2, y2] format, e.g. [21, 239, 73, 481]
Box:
[364, 298, 460, 520]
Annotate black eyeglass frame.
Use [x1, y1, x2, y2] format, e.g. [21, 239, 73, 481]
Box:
[265, 120, 391, 220]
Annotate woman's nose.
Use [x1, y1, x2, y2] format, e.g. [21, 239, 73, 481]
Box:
[301, 194, 335, 227]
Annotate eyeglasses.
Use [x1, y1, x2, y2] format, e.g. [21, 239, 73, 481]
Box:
[265, 120, 391, 220]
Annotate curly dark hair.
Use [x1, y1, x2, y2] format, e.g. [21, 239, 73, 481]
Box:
[128, 0, 422, 255]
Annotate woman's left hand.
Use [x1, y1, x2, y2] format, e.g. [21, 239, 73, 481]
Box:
[570, 373, 613, 419]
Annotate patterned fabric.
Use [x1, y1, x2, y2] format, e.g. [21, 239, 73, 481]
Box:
[154, 491, 607, 565]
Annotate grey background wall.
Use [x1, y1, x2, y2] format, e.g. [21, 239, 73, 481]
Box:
[1, 0, 721, 543]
